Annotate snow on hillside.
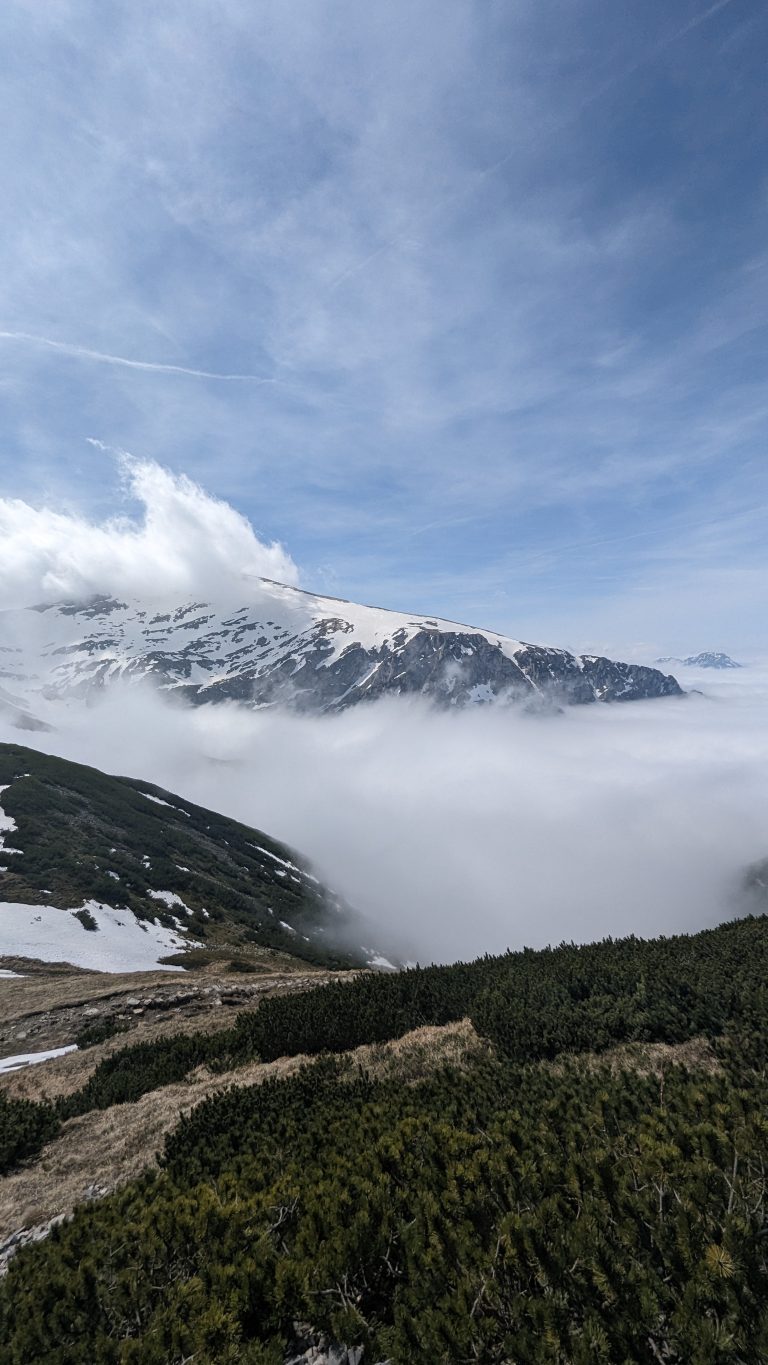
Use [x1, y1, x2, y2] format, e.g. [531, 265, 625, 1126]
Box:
[0, 900, 196, 972]
[0, 1045, 77, 1074]
[0, 580, 527, 699]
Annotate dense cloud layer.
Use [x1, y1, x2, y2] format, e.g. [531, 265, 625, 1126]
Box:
[3, 669, 766, 963]
[0, 455, 298, 609]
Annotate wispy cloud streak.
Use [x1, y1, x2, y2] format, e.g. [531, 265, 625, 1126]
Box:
[0, 330, 280, 383]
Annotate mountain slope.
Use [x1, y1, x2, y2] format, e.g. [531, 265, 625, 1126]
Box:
[0, 744, 377, 972]
[0, 580, 683, 714]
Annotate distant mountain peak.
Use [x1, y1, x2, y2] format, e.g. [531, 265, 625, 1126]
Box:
[656, 651, 742, 670]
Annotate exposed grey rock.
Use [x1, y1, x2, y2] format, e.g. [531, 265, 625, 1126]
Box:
[285, 1323, 386, 1364]
[0, 1216, 68, 1277]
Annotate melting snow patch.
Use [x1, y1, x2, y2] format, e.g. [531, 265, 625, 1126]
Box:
[0, 969, 24, 978]
[141, 793, 190, 816]
[366, 953, 396, 971]
[251, 845, 300, 873]
[279, 920, 297, 934]
[0, 900, 198, 972]
[467, 682, 495, 703]
[0, 786, 17, 835]
[0, 1044, 77, 1074]
[148, 890, 192, 914]
[0, 786, 23, 856]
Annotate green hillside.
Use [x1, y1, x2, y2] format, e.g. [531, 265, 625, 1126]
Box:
[3, 910, 768, 1361]
[0, 744, 365, 970]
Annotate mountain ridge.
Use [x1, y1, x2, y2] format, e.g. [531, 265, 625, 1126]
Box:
[0, 579, 683, 715]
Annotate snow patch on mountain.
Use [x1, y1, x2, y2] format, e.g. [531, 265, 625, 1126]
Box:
[147, 889, 192, 914]
[0, 1045, 78, 1074]
[141, 793, 190, 816]
[0, 785, 23, 857]
[0, 900, 196, 972]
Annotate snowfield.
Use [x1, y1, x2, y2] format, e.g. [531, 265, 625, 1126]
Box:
[0, 900, 197, 972]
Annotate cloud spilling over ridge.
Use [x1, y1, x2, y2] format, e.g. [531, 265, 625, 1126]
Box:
[4, 670, 767, 963]
[0, 454, 298, 609]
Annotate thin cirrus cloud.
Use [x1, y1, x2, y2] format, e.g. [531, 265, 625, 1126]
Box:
[0, 330, 282, 383]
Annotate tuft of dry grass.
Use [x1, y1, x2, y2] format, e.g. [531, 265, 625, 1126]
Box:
[551, 1035, 720, 1078]
[345, 1017, 491, 1084]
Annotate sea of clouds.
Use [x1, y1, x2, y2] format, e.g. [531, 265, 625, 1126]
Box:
[1, 458, 766, 964]
[1, 670, 766, 964]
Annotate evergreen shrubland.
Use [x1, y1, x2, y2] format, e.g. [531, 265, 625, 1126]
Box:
[0, 1094, 60, 1175]
[51, 911, 768, 1121]
[3, 912, 768, 1361]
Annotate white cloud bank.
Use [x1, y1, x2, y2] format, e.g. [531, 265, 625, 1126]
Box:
[3, 669, 767, 965]
[0, 454, 298, 609]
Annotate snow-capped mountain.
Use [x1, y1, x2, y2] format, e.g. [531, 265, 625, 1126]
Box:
[0, 580, 683, 714]
[656, 652, 742, 670]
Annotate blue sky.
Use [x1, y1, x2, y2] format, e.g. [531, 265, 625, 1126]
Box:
[0, 0, 766, 658]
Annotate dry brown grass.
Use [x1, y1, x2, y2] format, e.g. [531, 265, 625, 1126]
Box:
[0, 969, 338, 1100]
[0, 1006, 238, 1103]
[346, 1017, 491, 1084]
[0, 967, 201, 1023]
[552, 1034, 720, 1077]
[0, 1018, 484, 1242]
[0, 1054, 307, 1241]
[0, 954, 322, 1024]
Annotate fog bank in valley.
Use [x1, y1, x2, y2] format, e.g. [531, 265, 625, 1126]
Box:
[2, 667, 766, 964]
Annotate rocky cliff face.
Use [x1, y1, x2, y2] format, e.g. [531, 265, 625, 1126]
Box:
[0, 580, 683, 714]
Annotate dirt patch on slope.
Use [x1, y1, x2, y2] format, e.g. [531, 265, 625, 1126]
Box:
[0, 967, 341, 1092]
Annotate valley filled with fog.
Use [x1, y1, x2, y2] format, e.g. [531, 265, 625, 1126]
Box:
[2, 664, 765, 965]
